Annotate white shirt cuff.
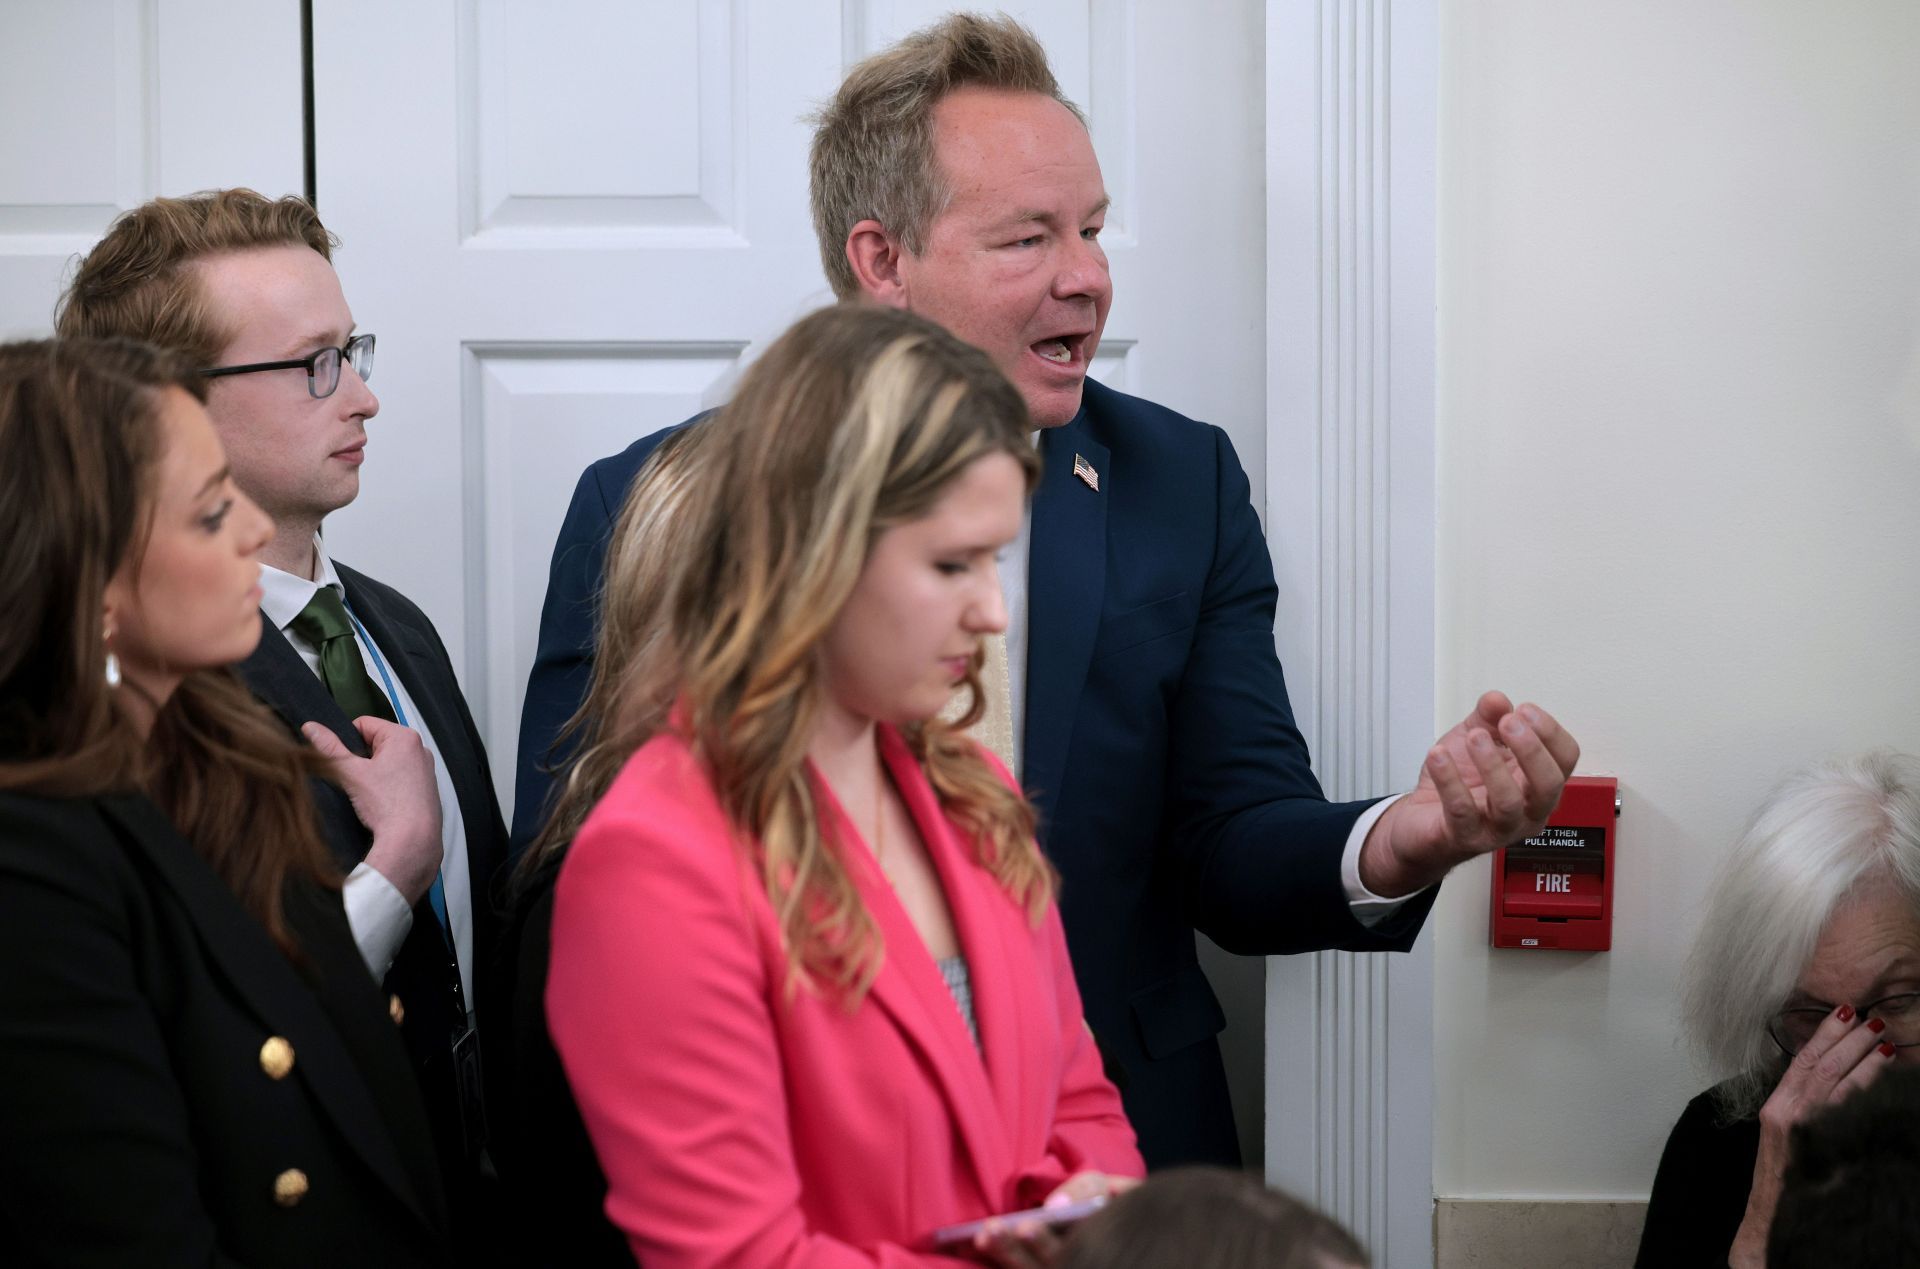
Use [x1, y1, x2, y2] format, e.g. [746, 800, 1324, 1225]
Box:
[343, 861, 415, 979]
[1341, 793, 1419, 927]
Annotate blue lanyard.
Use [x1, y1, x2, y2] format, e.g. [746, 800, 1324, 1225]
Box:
[341, 599, 410, 729]
[338, 594, 454, 947]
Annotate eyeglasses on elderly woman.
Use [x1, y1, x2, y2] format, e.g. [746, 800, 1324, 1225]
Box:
[1767, 991, 1920, 1056]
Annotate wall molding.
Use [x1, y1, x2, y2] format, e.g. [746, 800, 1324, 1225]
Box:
[1435, 1200, 1648, 1268]
[1263, 1, 1437, 1264]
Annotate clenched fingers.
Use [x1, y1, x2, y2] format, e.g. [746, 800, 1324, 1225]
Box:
[1466, 729, 1528, 839]
[1497, 708, 1573, 824]
[1426, 745, 1482, 841]
[1515, 702, 1579, 783]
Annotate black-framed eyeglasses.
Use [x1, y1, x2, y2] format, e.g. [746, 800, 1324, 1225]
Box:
[200, 333, 375, 400]
[1767, 991, 1920, 1056]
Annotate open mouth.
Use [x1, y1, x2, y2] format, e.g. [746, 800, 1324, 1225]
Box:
[1030, 333, 1089, 368]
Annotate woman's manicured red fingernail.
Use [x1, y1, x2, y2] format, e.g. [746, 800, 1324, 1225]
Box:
[1838, 1004, 1856, 1022]
[1880, 1042, 1897, 1058]
[1870, 1017, 1887, 1034]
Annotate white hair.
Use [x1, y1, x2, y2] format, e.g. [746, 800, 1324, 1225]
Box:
[1685, 750, 1920, 1119]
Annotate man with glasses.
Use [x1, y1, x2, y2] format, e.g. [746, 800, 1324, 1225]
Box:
[58, 188, 508, 1261]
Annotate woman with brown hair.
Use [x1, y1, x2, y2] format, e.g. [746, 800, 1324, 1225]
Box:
[0, 337, 449, 1266]
[536, 304, 1142, 1267]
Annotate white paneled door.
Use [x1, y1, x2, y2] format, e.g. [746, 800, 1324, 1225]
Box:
[0, 0, 303, 340]
[313, 0, 833, 784]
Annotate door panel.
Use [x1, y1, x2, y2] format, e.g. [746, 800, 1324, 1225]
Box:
[0, 0, 302, 339]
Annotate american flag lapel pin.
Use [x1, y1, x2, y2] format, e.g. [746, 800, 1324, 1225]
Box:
[1072, 452, 1100, 492]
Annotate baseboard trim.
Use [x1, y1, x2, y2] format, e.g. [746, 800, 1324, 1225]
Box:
[1434, 1200, 1649, 1269]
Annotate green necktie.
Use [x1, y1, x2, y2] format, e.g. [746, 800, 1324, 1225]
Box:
[288, 587, 397, 724]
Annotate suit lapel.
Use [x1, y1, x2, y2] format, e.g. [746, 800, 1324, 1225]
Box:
[814, 743, 1012, 1201]
[236, 616, 367, 756]
[96, 794, 446, 1239]
[338, 567, 504, 929]
[234, 618, 376, 875]
[1024, 418, 1109, 831]
[880, 729, 1050, 1169]
[333, 570, 447, 747]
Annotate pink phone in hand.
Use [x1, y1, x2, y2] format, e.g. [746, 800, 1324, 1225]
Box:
[922, 1194, 1112, 1250]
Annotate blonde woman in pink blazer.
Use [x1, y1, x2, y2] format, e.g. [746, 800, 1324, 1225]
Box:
[531, 304, 1143, 1268]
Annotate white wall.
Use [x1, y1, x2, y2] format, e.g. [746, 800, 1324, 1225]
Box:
[1435, 0, 1920, 1199]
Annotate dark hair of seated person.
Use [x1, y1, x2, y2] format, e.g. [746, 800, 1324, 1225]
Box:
[1057, 1166, 1368, 1269]
[1766, 1066, 1920, 1268]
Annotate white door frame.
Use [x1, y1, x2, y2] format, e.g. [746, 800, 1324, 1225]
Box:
[1263, 2, 1437, 1266]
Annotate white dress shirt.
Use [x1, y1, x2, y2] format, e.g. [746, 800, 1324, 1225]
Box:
[259, 537, 476, 1005]
[1001, 487, 1413, 924]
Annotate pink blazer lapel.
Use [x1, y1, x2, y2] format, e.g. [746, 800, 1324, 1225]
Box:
[876, 729, 1057, 1171]
[811, 737, 1013, 1200]
[879, 728, 1059, 1182]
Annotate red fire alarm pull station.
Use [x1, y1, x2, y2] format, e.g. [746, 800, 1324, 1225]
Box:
[1490, 775, 1618, 951]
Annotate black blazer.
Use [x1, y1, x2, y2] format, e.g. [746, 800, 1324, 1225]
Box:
[486, 860, 634, 1267]
[512, 379, 1436, 1168]
[236, 563, 509, 1234]
[1636, 1082, 1760, 1267]
[0, 791, 449, 1267]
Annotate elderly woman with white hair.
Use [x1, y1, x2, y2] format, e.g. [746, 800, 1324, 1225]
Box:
[1635, 751, 1920, 1268]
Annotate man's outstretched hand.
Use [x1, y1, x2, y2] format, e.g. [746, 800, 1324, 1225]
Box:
[1358, 691, 1580, 899]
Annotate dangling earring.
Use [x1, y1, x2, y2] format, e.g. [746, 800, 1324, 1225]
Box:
[104, 623, 121, 688]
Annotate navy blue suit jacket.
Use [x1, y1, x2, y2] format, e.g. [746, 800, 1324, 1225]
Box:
[512, 379, 1435, 1167]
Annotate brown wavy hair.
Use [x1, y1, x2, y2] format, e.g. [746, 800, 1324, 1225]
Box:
[0, 337, 337, 954]
[54, 188, 335, 364]
[522, 304, 1047, 1000]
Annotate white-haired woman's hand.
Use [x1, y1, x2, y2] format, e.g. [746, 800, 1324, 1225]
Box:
[1729, 1004, 1894, 1268]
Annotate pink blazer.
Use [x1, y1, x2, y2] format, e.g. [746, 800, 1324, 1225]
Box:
[547, 723, 1142, 1268]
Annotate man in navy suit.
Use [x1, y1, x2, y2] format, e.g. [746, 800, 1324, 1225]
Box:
[515, 14, 1578, 1168]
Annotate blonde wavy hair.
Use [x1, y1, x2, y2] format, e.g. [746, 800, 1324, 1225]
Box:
[524, 304, 1048, 1000]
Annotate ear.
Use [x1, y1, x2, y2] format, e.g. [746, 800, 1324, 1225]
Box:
[844, 219, 913, 310]
[101, 571, 131, 642]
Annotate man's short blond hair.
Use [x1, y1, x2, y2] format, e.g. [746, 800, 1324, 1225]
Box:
[808, 12, 1086, 299]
